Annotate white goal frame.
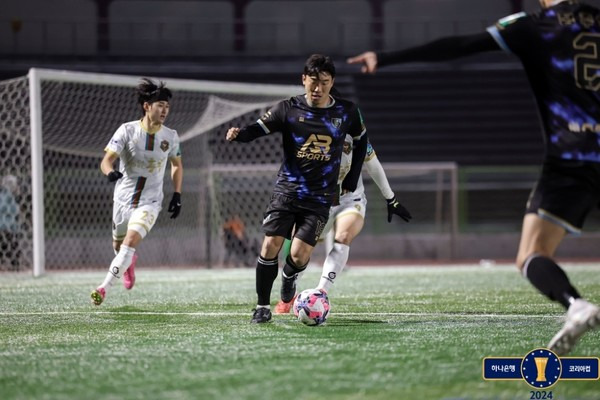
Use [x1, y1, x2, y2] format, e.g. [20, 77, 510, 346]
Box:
[27, 68, 299, 276]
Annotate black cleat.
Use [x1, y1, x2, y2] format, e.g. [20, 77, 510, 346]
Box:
[280, 273, 298, 303]
[251, 307, 272, 323]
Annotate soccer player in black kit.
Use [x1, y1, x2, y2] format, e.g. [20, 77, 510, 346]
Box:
[348, 0, 600, 355]
[226, 54, 368, 323]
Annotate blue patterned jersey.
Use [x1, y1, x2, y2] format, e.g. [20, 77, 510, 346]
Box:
[236, 95, 366, 205]
[487, 1, 600, 162]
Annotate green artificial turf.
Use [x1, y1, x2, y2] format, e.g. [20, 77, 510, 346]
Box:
[1, 264, 598, 400]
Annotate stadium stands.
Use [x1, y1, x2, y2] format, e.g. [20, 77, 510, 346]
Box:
[1, 0, 97, 56]
[108, 0, 234, 56]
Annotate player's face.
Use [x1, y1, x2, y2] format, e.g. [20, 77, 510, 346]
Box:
[302, 72, 334, 108]
[145, 101, 170, 125]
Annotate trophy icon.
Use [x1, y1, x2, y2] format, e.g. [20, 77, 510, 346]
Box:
[534, 357, 548, 382]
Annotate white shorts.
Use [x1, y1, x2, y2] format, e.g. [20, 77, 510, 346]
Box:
[322, 192, 367, 236]
[112, 202, 160, 241]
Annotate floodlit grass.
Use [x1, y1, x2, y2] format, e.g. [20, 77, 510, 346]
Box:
[1, 264, 599, 400]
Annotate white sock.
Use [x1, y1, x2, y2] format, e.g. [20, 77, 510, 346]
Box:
[99, 244, 136, 290]
[257, 305, 271, 309]
[317, 242, 349, 293]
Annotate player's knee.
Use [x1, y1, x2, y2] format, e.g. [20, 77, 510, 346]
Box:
[289, 254, 309, 268]
[334, 231, 353, 246]
[260, 237, 282, 259]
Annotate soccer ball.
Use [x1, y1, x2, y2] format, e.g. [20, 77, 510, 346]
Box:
[293, 288, 330, 326]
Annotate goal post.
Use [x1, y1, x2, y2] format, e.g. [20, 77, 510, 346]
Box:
[1, 68, 459, 276]
[18, 68, 300, 276]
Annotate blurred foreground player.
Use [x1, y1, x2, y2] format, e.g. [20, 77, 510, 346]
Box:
[348, 0, 600, 355]
[91, 78, 183, 305]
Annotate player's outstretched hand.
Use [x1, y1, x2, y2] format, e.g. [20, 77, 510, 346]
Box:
[168, 192, 181, 219]
[107, 170, 123, 183]
[386, 196, 412, 223]
[347, 51, 378, 74]
[226, 127, 240, 141]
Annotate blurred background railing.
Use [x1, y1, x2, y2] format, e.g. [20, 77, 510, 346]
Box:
[0, 0, 568, 58]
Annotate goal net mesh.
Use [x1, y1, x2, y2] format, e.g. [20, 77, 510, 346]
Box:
[0, 70, 456, 272]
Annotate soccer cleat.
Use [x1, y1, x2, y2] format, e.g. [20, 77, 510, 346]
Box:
[274, 294, 297, 314]
[280, 273, 298, 303]
[548, 299, 600, 356]
[90, 287, 106, 306]
[251, 307, 272, 323]
[123, 253, 138, 290]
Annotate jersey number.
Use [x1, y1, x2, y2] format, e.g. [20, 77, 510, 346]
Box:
[573, 32, 600, 91]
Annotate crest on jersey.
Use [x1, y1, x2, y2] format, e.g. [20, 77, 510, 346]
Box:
[331, 118, 342, 128]
[160, 140, 169, 152]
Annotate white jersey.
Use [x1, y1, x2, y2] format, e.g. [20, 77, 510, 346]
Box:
[105, 120, 181, 208]
[338, 135, 376, 197]
[337, 134, 393, 200]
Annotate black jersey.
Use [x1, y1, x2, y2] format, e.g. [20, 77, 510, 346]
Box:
[235, 94, 366, 206]
[488, 1, 600, 163]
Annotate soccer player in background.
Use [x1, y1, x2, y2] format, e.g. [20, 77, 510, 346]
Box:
[226, 54, 368, 323]
[274, 134, 412, 314]
[91, 78, 183, 306]
[348, 0, 600, 355]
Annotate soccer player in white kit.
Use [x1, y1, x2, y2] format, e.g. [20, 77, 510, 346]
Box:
[91, 78, 183, 306]
[274, 135, 411, 313]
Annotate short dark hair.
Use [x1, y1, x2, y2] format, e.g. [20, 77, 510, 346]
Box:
[303, 54, 336, 78]
[137, 78, 172, 114]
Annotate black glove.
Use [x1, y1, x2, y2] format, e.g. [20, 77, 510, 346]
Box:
[168, 192, 181, 219]
[387, 196, 412, 223]
[107, 170, 123, 183]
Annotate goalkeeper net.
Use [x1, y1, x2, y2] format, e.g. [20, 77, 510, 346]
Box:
[3, 69, 299, 275]
[1, 69, 457, 276]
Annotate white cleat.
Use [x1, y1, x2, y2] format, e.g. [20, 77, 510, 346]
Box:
[548, 299, 600, 356]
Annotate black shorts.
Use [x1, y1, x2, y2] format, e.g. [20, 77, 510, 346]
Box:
[526, 158, 600, 233]
[262, 193, 329, 247]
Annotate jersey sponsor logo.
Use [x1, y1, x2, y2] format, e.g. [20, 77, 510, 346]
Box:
[160, 140, 169, 152]
[331, 118, 342, 128]
[298, 134, 332, 161]
[568, 121, 600, 133]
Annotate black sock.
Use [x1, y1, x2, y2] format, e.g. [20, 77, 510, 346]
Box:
[282, 255, 307, 278]
[256, 256, 278, 306]
[525, 256, 580, 309]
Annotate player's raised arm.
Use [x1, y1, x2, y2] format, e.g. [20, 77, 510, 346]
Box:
[346, 51, 379, 74]
[347, 32, 500, 72]
[227, 103, 287, 143]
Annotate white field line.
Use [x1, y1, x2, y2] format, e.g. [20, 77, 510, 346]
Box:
[0, 311, 560, 319]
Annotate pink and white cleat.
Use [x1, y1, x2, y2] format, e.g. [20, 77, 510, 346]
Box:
[274, 294, 297, 315]
[91, 287, 106, 306]
[123, 254, 137, 290]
